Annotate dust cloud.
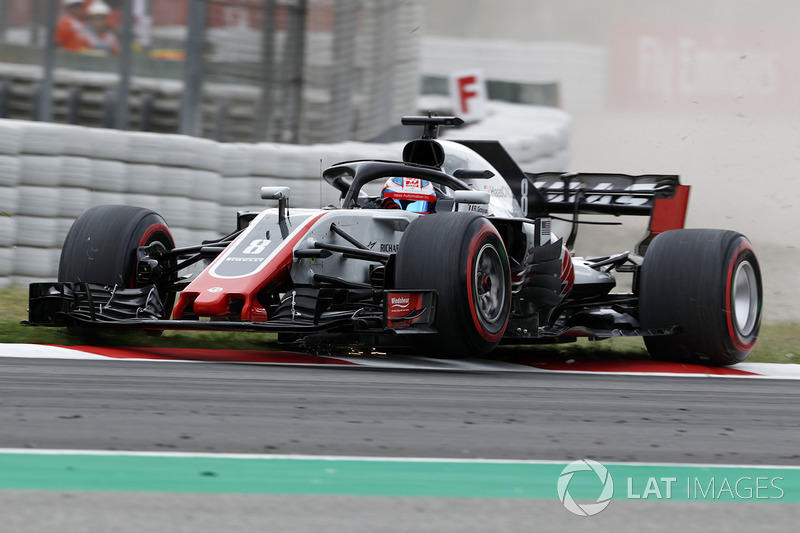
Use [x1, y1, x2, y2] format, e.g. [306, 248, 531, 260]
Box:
[424, 0, 800, 321]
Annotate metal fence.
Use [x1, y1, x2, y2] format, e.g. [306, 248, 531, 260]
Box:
[199, 0, 423, 143]
[0, 0, 422, 143]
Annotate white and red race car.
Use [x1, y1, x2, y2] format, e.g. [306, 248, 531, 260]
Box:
[28, 116, 762, 365]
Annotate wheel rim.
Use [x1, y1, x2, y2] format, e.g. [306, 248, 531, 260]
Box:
[733, 260, 759, 337]
[473, 243, 507, 329]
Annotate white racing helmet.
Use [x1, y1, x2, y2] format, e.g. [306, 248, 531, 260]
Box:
[381, 177, 437, 214]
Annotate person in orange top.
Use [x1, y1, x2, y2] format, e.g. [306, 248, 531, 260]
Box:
[55, 0, 92, 53]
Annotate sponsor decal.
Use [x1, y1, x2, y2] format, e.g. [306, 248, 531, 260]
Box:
[390, 295, 411, 311]
[386, 191, 434, 202]
[403, 178, 422, 190]
[386, 292, 424, 327]
[380, 243, 399, 253]
[484, 185, 510, 198]
[534, 180, 651, 207]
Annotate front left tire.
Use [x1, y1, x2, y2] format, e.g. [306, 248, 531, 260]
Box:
[58, 205, 176, 317]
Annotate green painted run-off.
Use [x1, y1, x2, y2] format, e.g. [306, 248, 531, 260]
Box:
[0, 453, 798, 502]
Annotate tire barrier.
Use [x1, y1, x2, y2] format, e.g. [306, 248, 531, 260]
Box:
[17, 186, 61, 217]
[61, 157, 93, 188]
[91, 159, 128, 192]
[0, 247, 12, 277]
[125, 164, 163, 194]
[0, 121, 24, 154]
[19, 155, 62, 187]
[58, 187, 93, 218]
[13, 247, 60, 278]
[13, 216, 70, 248]
[0, 156, 21, 187]
[0, 186, 19, 216]
[0, 214, 15, 247]
[0, 104, 571, 282]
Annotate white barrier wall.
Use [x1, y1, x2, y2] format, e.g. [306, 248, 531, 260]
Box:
[420, 37, 607, 112]
[0, 103, 571, 284]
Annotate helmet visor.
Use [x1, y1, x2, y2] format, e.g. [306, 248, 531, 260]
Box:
[404, 200, 429, 213]
[388, 199, 429, 213]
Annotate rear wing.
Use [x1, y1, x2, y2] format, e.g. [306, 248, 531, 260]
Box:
[445, 140, 690, 254]
[523, 172, 690, 254]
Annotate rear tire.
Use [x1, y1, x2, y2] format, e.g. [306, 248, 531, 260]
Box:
[395, 212, 511, 356]
[58, 205, 176, 317]
[639, 229, 762, 365]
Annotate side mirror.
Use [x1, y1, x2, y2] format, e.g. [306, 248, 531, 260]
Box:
[260, 186, 290, 223]
[261, 186, 290, 200]
[453, 190, 490, 205]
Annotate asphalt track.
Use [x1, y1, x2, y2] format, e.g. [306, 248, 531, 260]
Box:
[1, 354, 799, 531]
[2, 357, 799, 462]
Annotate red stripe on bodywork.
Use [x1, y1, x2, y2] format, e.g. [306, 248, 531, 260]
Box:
[58, 345, 358, 365]
[174, 212, 327, 320]
[559, 245, 574, 296]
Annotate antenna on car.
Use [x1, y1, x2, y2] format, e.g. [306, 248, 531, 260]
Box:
[401, 114, 464, 140]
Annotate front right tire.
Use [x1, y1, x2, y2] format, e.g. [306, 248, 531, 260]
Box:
[395, 212, 511, 356]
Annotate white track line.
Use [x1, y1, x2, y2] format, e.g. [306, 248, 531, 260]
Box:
[1, 448, 799, 469]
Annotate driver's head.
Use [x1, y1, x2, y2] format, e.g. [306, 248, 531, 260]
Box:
[381, 177, 436, 214]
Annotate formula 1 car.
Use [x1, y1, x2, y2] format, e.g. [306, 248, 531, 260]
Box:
[27, 116, 762, 365]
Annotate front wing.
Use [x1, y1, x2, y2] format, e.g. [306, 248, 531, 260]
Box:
[27, 282, 437, 335]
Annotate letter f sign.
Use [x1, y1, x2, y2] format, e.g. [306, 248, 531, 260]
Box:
[449, 70, 488, 122]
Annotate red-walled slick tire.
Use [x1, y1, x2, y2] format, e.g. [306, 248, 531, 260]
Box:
[639, 229, 762, 365]
[395, 212, 511, 356]
[58, 205, 176, 317]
